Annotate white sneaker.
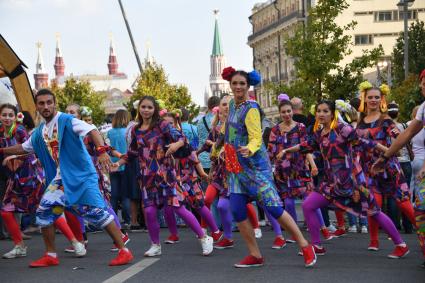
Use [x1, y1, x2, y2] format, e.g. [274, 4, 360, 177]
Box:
[360, 226, 368, 234]
[73, 241, 87, 257]
[327, 224, 336, 233]
[348, 225, 357, 233]
[144, 244, 161, 257]
[258, 220, 266, 227]
[2, 245, 27, 259]
[200, 235, 213, 256]
[254, 228, 262, 239]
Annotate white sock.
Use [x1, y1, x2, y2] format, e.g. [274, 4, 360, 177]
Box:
[47, 252, 57, 258]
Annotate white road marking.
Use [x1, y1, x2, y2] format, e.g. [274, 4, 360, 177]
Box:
[102, 258, 159, 283]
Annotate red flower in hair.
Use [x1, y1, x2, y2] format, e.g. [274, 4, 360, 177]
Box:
[222, 66, 236, 81]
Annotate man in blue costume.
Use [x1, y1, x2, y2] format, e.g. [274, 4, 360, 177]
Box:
[0, 89, 133, 267]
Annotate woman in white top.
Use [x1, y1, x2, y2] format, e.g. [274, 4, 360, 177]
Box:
[410, 106, 425, 198]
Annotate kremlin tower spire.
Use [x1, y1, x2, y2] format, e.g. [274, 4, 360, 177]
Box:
[54, 33, 65, 79]
[34, 42, 49, 90]
[209, 10, 230, 98]
[107, 33, 119, 75]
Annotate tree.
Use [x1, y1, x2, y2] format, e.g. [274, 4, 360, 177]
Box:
[392, 20, 425, 85]
[285, 0, 383, 101]
[388, 74, 422, 122]
[127, 62, 200, 121]
[52, 78, 106, 125]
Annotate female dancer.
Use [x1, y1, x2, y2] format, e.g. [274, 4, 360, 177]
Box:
[355, 82, 416, 253]
[162, 111, 223, 244]
[220, 67, 316, 268]
[115, 96, 213, 257]
[282, 100, 409, 258]
[0, 104, 44, 258]
[268, 96, 332, 242]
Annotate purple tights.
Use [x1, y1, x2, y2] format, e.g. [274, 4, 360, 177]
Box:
[145, 205, 204, 244]
[302, 192, 403, 245]
[217, 198, 233, 239]
[107, 205, 121, 229]
[285, 197, 325, 227]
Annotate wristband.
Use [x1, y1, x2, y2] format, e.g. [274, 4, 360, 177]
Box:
[96, 145, 112, 156]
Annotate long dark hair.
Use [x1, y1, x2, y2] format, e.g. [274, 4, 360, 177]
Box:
[229, 70, 249, 83]
[136, 96, 161, 130]
[0, 103, 18, 116]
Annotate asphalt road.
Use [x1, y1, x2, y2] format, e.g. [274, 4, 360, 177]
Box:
[0, 226, 423, 283]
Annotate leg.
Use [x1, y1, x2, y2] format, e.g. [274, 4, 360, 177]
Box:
[372, 212, 404, 245]
[217, 197, 233, 239]
[164, 205, 178, 236]
[284, 198, 297, 223]
[130, 200, 139, 226]
[368, 192, 383, 246]
[173, 206, 204, 238]
[302, 192, 331, 246]
[107, 205, 122, 230]
[54, 215, 77, 243]
[1, 211, 23, 246]
[263, 206, 282, 237]
[246, 203, 259, 229]
[196, 206, 219, 233]
[64, 211, 84, 242]
[144, 206, 160, 244]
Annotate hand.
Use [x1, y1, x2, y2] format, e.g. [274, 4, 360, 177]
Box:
[165, 142, 181, 157]
[276, 149, 286, 160]
[109, 162, 120, 172]
[371, 157, 386, 175]
[98, 152, 112, 172]
[200, 172, 209, 181]
[417, 167, 425, 180]
[2, 155, 16, 167]
[311, 166, 318, 176]
[238, 146, 251, 158]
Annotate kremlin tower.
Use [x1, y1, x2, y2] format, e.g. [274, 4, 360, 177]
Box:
[33, 42, 49, 90]
[53, 33, 65, 81]
[107, 34, 119, 76]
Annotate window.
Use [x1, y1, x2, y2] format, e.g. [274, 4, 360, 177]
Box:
[399, 10, 418, 20]
[355, 34, 373, 45]
[375, 11, 392, 22]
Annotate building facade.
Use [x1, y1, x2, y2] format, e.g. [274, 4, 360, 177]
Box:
[248, 0, 425, 121]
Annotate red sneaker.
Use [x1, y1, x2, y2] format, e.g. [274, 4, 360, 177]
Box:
[29, 254, 59, 268]
[214, 238, 234, 249]
[321, 228, 334, 241]
[271, 237, 287, 249]
[298, 245, 325, 256]
[211, 231, 223, 243]
[286, 236, 296, 243]
[388, 245, 409, 259]
[332, 228, 346, 238]
[109, 248, 134, 266]
[368, 240, 379, 251]
[234, 255, 264, 268]
[111, 232, 131, 252]
[302, 245, 317, 267]
[165, 234, 180, 244]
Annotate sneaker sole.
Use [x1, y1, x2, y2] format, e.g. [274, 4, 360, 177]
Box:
[144, 252, 161, 257]
[123, 238, 131, 246]
[368, 247, 379, 251]
[286, 239, 296, 243]
[214, 245, 234, 250]
[271, 244, 287, 249]
[165, 240, 179, 244]
[234, 263, 263, 268]
[387, 250, 409, 259]
[305, 255, 317, 268]
[3, 254, 27, 259]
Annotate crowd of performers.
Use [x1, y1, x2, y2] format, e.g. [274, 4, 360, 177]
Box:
[0, 66, 424, 269]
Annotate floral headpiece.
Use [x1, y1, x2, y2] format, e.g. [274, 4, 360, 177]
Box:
[212, 106, 220, 115]
[357, 81, 389, 113]
[133, 100, 140, 110]
[277, 93, 290, 103]
[80, 106, 93, 117]
[16, 112, 24, 123]
[335, 99, 353, 124]
[221, 66, 262, 86]
[171, 109, 182, 118]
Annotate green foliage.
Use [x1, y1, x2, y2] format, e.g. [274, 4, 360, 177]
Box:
[125, 62, 200, 121]
[387, 74, 422, 122]
[392, 20, 425, 85]
[52, 78, 106, 125]
[285, 0, 383, 101]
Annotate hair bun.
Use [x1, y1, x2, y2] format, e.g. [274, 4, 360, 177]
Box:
[248, 70, 261, 86]
[221, 67, 236, 81]
[277, 93, 289, 102]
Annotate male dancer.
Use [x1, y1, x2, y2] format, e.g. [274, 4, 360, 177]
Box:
[0, 89, 133, 267]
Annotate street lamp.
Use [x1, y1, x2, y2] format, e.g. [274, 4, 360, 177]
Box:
[376, 60, 392, 86]
[397, 0, 415, 80]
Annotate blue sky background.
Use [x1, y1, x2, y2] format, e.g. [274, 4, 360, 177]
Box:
[1, 0, 260, 105]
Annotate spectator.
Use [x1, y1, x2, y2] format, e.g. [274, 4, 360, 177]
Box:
[290, 97, 308, 125]
[180, 108, 199, 150]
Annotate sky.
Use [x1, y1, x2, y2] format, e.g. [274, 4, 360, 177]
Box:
[0, 0, 261, 105]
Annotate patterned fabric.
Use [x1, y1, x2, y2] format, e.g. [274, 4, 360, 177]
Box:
[36, 178, 113, 228]
[83, 135, 111, 201]
[0, 125, 44, 213]
[300, 123, 379, 217]
[197, 112, 214, 169]
[268, 122, 313, 199]
[416, 175, 425, 258]
[176, 150, 205, 208]
[127, 120, 186, 208]
[224, 99, 282, 208]
[356, 118, 410, 201]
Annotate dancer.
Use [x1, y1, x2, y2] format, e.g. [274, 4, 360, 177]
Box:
[0, 89, 133, 267]
[372, 69, 425, 267]
[220, 67, 316, 268]
[355, 81, 416, 252]
[0, 105, 44, 258]
[162, 111, 223, 244]
[282, 100, 409, 259]
[115, 96, 213, 257]
[267, 95, 332, 243]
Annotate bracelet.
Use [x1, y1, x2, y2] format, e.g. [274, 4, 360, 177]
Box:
[96, 145, 112, 156]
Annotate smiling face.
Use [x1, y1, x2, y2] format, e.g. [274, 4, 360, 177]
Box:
[0, 107, 16, 128]
[316, 103, 333, 126]
[138, 99, 155, 121]
[230, 74, 249, 102]
[365, 89, 381, 112]
[279, 104, 293, 123]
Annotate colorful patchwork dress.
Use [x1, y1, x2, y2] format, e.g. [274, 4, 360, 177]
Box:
[268, 122, 313, 199]
[299, 123, 380, 217]
[355, 117, 410, 202]
[126, 120, 186, 208]
[224, 99, 282, 208]
[0, 124, 44, 213]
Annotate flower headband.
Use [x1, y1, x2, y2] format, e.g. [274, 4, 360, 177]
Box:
[16, 112, 24, 123]
[357, 81, 389, 113]
[277, 93, 290, 103]
[221, 66, 262, 86]
[171, 109, 182, 118]
[80, 106, 93, 117]
[212, 106, 220, 115]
